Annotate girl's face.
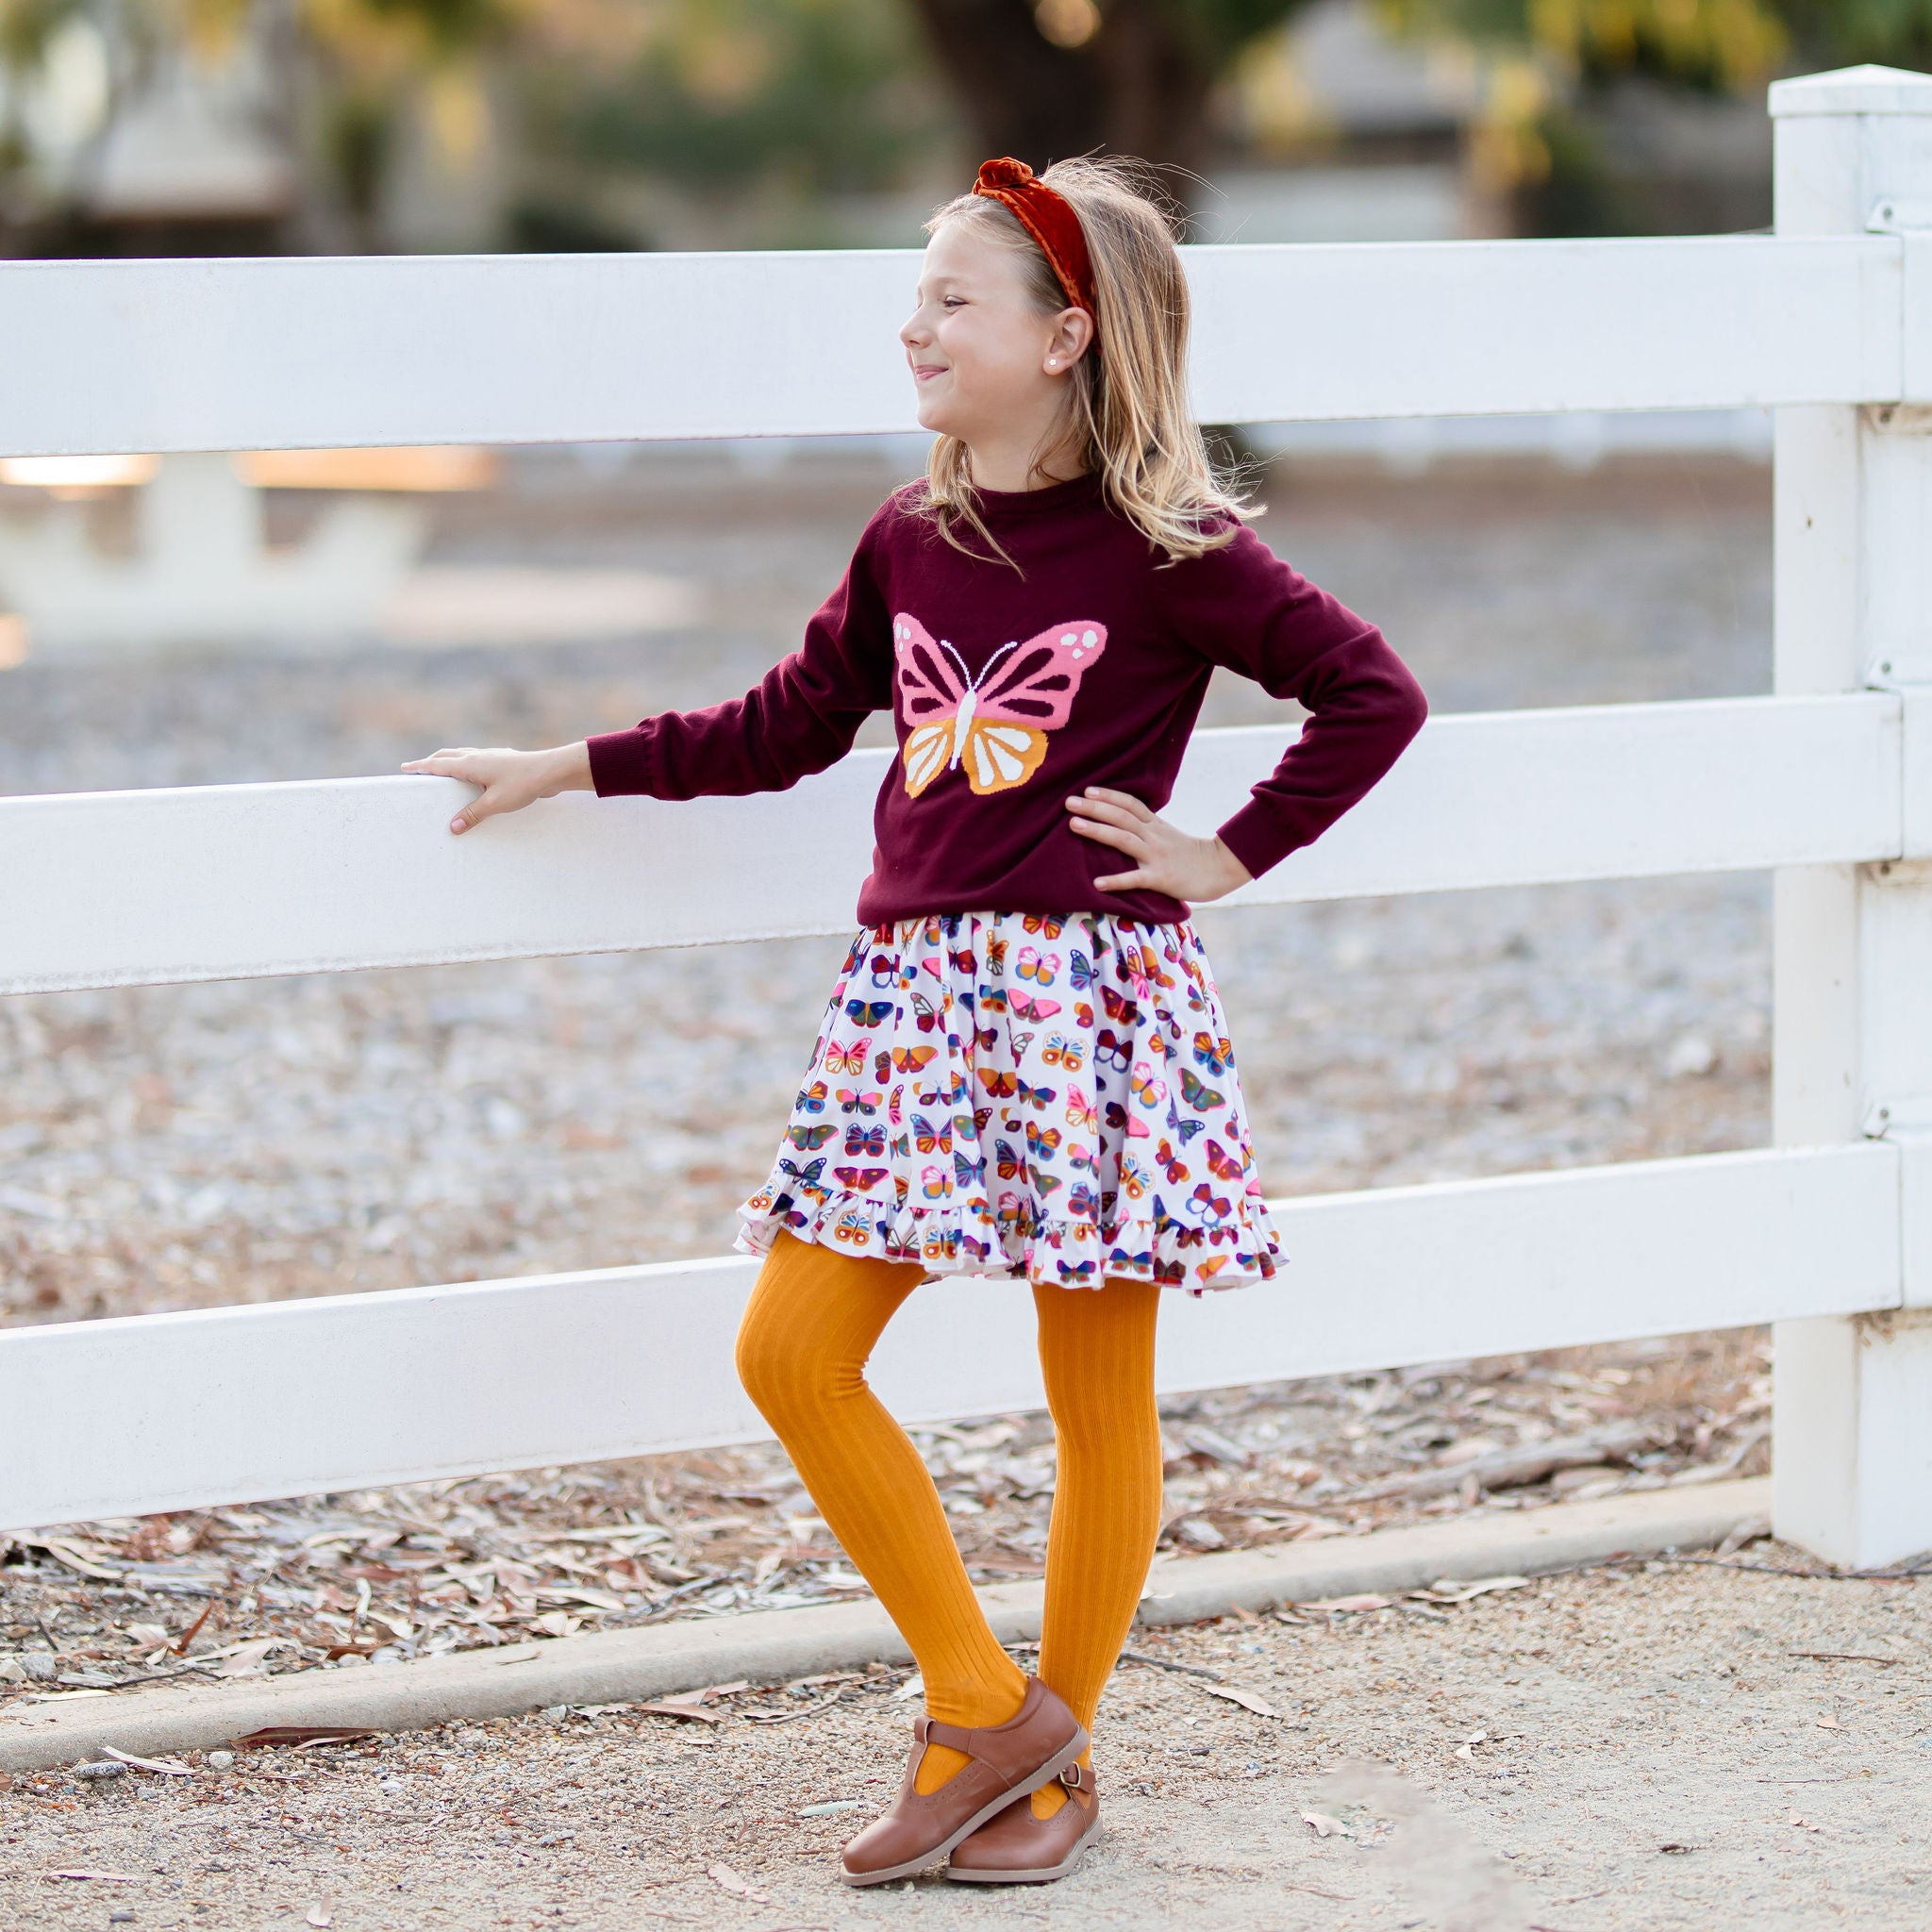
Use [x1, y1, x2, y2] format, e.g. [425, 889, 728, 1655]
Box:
[900, 220, 1089, 451]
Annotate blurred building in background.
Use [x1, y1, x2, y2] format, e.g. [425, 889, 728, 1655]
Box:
[6, 23, 296, 254]
[1204, 0, 1496, 242]
[7, 0, 1920, 262]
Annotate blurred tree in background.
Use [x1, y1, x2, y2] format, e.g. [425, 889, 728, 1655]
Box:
[558, 0, 923, 192]
[518, 0, 936, 247]
[1378, 0, 1932, 232]
[1384, 0, 1932, 75]
[302, 0, 512, 248]
[901, 0, 1322, 178]
[9, 0, 1932, 257]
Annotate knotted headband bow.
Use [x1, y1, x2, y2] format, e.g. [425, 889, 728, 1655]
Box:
[971, 157, 1100, 341]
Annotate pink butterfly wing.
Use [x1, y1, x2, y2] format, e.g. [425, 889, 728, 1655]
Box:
[892, 614, 969, 722]
[973, 623, 1108, 728]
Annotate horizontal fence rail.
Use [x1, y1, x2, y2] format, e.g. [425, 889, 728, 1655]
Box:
[0, 234, 1909, 458]
[0, 1143, 1897, 1531]
[5, 117, 1929, 1557]
[0, 693, 1902, 995]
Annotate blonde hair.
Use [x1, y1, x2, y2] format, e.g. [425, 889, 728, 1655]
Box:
[916, 155, 1251, 570]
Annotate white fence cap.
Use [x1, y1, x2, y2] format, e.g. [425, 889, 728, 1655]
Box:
[1770, 63, 1932, 118]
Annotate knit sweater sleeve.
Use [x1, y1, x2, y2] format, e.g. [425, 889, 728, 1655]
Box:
[1157, 522, 1428, 882]
[585, 503, 897, 800]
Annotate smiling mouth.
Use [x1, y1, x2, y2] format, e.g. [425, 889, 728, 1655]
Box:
[912, 364, 947, 382]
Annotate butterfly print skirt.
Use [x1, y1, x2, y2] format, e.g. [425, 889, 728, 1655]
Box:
[734, 909, 1285, 1295]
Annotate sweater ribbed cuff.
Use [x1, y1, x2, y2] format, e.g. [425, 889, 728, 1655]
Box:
[1214, 801, 1301, 885]
[585, 726, 657, 798]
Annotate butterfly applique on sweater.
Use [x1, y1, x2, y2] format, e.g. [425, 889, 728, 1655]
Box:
[892, 613, 1108, 797]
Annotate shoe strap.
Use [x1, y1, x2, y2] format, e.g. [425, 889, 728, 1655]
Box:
[914, 1717, 1091, 1793]
[908, 1681, 1081, 1788]
[913, 1714, 974, 1754]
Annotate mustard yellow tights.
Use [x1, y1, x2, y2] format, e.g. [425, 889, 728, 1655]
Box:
[734, 1227, 1164, 1820]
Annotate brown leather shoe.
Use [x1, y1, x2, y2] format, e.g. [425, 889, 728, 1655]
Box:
[839, 1679, 1089, 1887]
[946, 1764, 1103, 1883]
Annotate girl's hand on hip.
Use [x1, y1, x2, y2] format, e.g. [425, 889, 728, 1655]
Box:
[401, 741, 592, 834]
[1064, 786, 1254, 902]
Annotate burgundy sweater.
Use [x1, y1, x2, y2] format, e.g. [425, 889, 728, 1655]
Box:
[587, 473, 1427, 926]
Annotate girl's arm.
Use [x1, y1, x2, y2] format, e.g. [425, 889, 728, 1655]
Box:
[582, 539, 891, 803]
[405, 515, 894, 835]
[1070, 526, 1423, 899]
[1160, 523, 1428, 883]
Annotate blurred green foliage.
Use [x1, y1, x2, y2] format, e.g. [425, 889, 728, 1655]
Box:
[1744, 0, 1932, 69]
[1166, 0, 1324, 67]
[1378, 0, 1932, 86]
[1376, 1, 1930, 237]
[554, 0, 925, 194]
[1, 0, 79, 68]
[15, 0, 1932, 253]
[343, 0, 503, 56]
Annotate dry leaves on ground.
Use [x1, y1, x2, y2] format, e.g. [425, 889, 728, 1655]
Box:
[0, 1330, 1774, 1708]
[706, 1862, 770, 1903]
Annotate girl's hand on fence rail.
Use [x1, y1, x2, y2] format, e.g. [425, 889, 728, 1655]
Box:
[1064, 786, 1255, 903]
[401, 742, 593, 834]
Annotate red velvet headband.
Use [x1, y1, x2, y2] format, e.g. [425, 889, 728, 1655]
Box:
[971, 157, 1100, 341]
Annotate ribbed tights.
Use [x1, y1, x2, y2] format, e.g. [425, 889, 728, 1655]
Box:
[735, 1227, 1163, 1821]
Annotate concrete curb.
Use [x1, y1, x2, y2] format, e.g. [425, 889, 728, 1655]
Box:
[0, 1478, 1768, 1774]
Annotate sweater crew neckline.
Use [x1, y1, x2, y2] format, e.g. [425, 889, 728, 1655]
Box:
[966, 470, 1105, 524]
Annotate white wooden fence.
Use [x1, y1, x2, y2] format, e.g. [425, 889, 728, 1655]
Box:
[4, 62, 1930, 1569]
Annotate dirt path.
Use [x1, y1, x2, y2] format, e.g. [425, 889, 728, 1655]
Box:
[4, 1552, 1925, 1930]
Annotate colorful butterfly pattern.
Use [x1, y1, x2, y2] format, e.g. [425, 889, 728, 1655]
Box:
[735, 908, 1283, 1295]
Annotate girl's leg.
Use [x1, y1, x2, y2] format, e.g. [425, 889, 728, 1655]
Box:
[1029, 1274, 1164, 1818]
[735, 1226, 1028, 1791]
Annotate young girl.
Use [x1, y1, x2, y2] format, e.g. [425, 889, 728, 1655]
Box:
[405, 155, 1426, 1888]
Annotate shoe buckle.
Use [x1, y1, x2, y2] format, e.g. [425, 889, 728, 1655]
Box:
[1058, 1760, 1088, 1790]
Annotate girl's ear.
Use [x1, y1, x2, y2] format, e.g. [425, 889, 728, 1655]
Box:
[1043, 306, 1096, 375]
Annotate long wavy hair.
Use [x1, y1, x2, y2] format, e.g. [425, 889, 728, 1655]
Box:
[915, 155, 1251, 570]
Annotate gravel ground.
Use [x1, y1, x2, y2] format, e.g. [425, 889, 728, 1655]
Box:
[1, 1330, 1771, 1699]
[2, 1554, 1926, 1931]
[1, 445, 1774, 1686]
[5, 447, 1838, 1924]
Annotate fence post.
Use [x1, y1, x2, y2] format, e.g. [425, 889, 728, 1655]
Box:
[1769, 64, 1932, 1569]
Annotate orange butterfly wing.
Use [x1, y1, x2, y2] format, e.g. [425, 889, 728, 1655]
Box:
[958, 719, 1050, 795]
